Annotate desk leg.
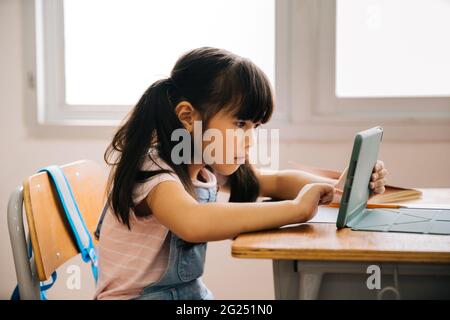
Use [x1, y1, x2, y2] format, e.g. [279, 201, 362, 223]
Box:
[298, 271, 323, 300]
[272, 260, 299, 300]
[272, 260, 323, 300]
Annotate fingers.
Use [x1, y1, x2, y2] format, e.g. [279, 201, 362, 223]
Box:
[319, 196, 332, 205]
[321, 196, 334, 205]
[371, 160, 388, 195]
[370, 185, 385, 194]
[372, 160, 385, 183]
[370, 178, 386, 189]
[371, 168, 388, 181]
[320, 185, 336, 204]
[373, 160, 385, 172]
[335, 187, 344, 193]
[370, 178, 386, 194]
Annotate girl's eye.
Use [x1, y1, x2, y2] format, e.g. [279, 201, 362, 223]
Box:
[254, 123, 261, 129]
[235, 121, 246, 128]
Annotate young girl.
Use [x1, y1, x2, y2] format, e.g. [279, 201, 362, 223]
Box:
[94, 47, 388, 300]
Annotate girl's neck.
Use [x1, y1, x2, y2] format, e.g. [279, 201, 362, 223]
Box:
[187, 163, 205, 181]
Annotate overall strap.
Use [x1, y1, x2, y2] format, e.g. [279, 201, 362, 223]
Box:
[94, 194, 110, 241]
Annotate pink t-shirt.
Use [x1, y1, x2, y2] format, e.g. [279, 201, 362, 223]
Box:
[94, 153, 217, 300]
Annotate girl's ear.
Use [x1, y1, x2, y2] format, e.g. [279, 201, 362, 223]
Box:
[175, 101, 201, 132]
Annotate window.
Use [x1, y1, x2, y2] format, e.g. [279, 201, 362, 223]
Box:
[28, 0, 278, 125]
[25, 0, 450, 141]
[336, 0, 450, 98]
[268, 0, 450, 142]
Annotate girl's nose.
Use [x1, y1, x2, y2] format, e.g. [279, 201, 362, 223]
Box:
[246, 127, 256, 149]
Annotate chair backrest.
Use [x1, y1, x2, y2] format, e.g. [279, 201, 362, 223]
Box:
[23, 160, 108, 281]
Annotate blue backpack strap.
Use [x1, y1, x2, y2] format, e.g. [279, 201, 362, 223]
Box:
[11, 165, 97, 300]
[11, 240, 57, 300]
[38, 272, 57, 300]
[38, 165, 98, 281]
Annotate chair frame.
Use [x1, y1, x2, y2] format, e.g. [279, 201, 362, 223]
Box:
[7, 160, 107, 300]
[7, 186, 41, 300]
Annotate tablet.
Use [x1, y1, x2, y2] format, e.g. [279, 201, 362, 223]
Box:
[336, 126, 383, 228]
[336, 126, 450, 235]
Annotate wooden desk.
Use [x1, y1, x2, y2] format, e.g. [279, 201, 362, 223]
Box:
[231, 188, 450, 299]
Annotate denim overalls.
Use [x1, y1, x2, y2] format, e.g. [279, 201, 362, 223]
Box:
[133, 185, 217, 300]
[96, 185, 217, 300]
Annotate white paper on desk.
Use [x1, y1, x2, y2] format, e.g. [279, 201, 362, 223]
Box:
[309, 206, 339, 223]
[281, 206, 338, 229]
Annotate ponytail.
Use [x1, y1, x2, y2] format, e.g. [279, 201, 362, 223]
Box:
[104, 47, 274, 228]
[104, 78, 195, 229]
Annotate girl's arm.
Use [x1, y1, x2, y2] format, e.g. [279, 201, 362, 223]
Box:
[145, 180, 332, 243]
[255, 167, 337, 200]
[255, 159, 388, 201]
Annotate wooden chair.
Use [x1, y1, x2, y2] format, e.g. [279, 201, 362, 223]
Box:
[7, 160, 108, 299]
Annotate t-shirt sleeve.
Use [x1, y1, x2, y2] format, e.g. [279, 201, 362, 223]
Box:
[132, 156, 182, 205]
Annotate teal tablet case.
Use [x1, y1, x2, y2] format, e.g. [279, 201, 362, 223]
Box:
[336, 126, 450, 235]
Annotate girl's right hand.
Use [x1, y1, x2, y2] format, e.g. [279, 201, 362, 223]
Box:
[293, 183, 336, 222]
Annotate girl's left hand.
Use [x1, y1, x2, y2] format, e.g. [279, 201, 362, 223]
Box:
[369, 160, 388, 195]
[335, 160, 388, 195]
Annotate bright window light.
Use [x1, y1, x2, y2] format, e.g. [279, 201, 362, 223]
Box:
[336, 0, 450, 98]
[63, 0, 274, 106]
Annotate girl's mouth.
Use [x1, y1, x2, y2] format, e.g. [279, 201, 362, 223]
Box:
[234, 155, 248, 161]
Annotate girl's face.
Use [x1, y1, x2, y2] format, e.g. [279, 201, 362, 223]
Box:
[202, 109, 261, 176]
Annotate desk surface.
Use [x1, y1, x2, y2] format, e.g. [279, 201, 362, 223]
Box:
[231, 188, 450, 264]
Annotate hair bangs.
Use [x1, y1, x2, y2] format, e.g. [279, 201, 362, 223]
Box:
[210, 58, 274, 124]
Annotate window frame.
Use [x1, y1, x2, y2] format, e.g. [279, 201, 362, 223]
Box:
[24, 0, 284, 126]
[267, 0, 450, 142]
[24, 0, 450, 142]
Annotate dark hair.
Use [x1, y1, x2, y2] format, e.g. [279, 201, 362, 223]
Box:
[104, 47, 274, 228]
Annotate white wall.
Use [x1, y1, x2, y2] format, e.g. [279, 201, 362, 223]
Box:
[1, 0, 449, 300]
